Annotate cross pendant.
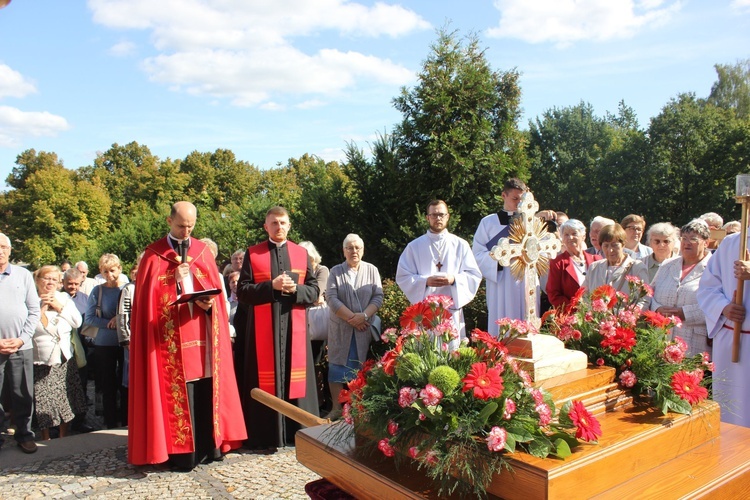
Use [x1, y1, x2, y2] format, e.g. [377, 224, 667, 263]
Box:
[436, 261, 443, 271]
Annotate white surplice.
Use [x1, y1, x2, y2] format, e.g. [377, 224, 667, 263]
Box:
[396, 230, 482, 347]
[697, 232, 750, 427]
[472, 212, 533, 336]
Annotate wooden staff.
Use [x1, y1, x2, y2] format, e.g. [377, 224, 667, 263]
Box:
[733, 201, 750, 363]
[251, 388, 330, 427]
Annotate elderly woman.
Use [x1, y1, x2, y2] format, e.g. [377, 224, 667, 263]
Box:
[83, 254, 125, 429]
[547, 219, 602, 310]
[326, 234, 383, 418]
[620, 214, 653, 260]
[583, 223, 650, 301]
[642, 222, 679, 281]
[33, 266, 87, 440]
[650, 220, 712, 357]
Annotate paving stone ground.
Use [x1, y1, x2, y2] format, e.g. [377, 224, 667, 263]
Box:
[1, 381, 321, 498]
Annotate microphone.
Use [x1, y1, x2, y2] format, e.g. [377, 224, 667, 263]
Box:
[177, 239, 188, 295]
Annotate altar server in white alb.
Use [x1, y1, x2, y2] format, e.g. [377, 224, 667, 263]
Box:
[697, 230, 750, 427]
[396, 200, 481, 348]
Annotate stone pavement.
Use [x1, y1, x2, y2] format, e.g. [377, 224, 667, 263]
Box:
[0, 429, 321, 499]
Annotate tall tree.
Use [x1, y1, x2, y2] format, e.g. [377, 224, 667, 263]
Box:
[392, 28, 528, 236]
[708, 58, 750, 119]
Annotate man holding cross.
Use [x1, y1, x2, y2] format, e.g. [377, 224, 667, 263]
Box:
[473, 179, 558, 336]
[396, 200, 482, 348]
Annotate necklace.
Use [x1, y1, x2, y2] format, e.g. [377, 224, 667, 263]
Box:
[429, 233, 448, 272]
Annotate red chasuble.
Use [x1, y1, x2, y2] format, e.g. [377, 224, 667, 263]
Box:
[128, 237, 247, 465]
[249, 242, 308, 399]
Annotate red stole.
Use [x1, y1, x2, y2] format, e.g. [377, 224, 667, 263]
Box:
[249, 241, 308, 399]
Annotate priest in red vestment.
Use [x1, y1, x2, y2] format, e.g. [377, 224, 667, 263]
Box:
[235, 206, 319, 449]
[128, 201, 246, 468]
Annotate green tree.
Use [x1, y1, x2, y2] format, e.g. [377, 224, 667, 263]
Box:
[392, 28, 528, 234]
[0, 150, 111, 267]
[708, 58, 750, 119]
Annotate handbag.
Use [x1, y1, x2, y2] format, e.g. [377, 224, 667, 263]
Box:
[308, 303, 330, 341]
[70, 328, 87, 368]
[369, 314, 382, 342]
[79, 286, 103, 339]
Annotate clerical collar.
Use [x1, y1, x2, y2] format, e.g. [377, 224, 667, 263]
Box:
[168, 235, 190, 251]
[269, 238, 286, 248]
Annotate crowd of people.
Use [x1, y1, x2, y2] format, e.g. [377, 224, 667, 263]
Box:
[1, 180, 749, 465]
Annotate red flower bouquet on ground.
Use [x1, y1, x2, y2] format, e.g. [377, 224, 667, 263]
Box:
[333, 295, 601, 497]
[541, 278, 713, 415]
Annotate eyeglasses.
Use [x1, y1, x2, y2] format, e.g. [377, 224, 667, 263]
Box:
[625, 226, 643, 233]
[651, 238, 672, 245]
[344, 246, 363, 252]
[680, 236, 703, 244]
[427, 213, 448, 219]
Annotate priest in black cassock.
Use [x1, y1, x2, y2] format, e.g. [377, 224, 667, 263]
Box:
[235, 206, 319, 449]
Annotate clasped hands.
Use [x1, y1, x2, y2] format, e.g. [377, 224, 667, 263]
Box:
[273, 272, 297, 295]
[347, 312, 369, 331]
[426, 274, 454, 287]
[0, 338, 24, 355]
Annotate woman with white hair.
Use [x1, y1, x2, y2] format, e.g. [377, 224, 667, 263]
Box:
[326, 234, 383, 418]
[650, 219, 712, 356]
[547, 219, 602, 310]
[642, 222, 679, 282]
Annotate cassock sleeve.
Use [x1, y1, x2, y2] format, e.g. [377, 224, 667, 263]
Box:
[295, 257, 319, 305]
[236, 248, 275, 305]
[698, 246, 733, 338]
[451, 240, 482, 309]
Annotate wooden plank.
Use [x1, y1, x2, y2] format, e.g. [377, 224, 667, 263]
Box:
[591, 423, 750, 499]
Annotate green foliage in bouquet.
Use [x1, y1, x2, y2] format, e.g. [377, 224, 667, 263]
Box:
[331, 296, 602, 498]
[541, 277, 714, 416]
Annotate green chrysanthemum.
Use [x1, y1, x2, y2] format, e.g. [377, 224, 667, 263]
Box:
[428, 365, 461, 394]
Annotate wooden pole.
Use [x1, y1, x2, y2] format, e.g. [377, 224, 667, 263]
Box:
[251, 388, 330, 428]
[732, 201, 750, 363]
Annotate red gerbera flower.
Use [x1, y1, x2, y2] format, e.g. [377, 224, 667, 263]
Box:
[568, 400, 602, 442]
[591, 285, 617, 309]
[642, 310, 672, 328]
[600, 327, 637, 354]
[671, 370, 708, 405]
[380, 350, 398, 375]
[400, 302, 435, 330]
[462, 362, 504, 400]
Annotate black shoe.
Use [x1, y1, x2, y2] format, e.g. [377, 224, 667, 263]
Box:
[18, 440, 38, 454]
[73, 424, 95, 433]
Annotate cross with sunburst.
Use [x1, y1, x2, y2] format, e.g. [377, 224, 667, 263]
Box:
[489, 191, 561, 325]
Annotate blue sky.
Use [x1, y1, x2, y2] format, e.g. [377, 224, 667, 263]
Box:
[1, 0, 749, 190]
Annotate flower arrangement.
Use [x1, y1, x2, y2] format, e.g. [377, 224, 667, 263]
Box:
[541, 277, 713, 415]
[332, 295, 601, 497]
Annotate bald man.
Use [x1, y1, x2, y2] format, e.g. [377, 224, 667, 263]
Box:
[128, 202, 246, 469]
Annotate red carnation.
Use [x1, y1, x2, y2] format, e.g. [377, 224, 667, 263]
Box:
[671, 370, 708, 405]
[462, 362, 504, 400]
[642, 310, 672, 328]
[568, 400, 602, 442]
[600, 327, 637, 354]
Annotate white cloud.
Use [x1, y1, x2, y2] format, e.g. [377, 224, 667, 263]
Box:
[0, 64, 37, 99]
[487, 0, 682, 46]
[87, 0, 429, 107]
[0, 106, 70, 148]
[731, 0, 750, 12]
[109, 41, 136, 57]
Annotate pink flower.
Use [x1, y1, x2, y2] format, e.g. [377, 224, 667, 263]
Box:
[669, 315, 682, 328]
[503, 399, 516, 420]
[420, 384, 444, 406]
[424, 450, 438, 465]
[617, 309, 638, 327]
[486, 426, 508, 452]
[418, 412, 427, 421]
[599, 319, 617, 338]
[530, 388, 545, 406]
[536, 403, 552, 426]
[585, 311, 594, 322]
[408, 446, 420, 459]
[568, 400, 602, 442]
[672, 370, 708, 405]
[596, 358, 605, 366]
[592, 299, 608, 313]
[619, 369, 637, 388]
[387, 420, 399, 436]
[398, 387, 418, 408]
[643, 283, 654, 297]
[571, 329, 582, 340]
[378, 439, 395, 457]
[342, 403, 353, 425]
